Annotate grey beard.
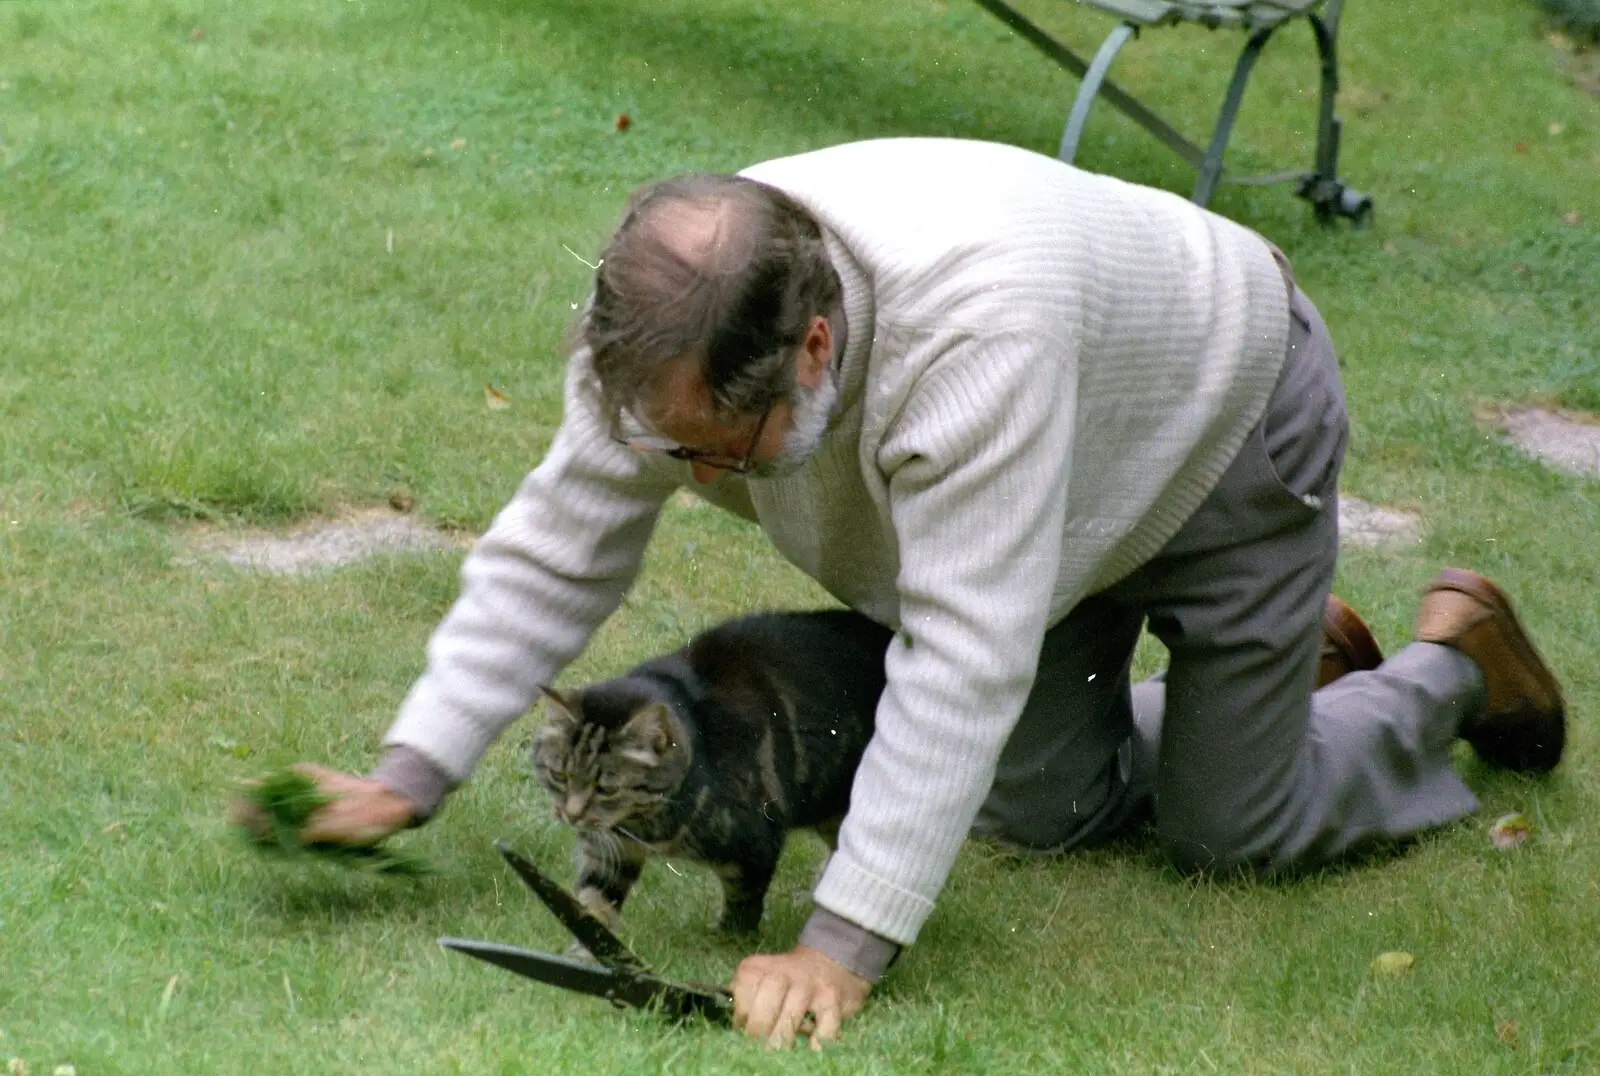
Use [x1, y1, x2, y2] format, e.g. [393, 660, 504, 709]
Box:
[745, 372, 839, 480]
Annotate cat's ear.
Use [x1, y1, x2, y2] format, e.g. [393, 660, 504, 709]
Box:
[538, 685, 579, 727]
[618, 702, 682, 765]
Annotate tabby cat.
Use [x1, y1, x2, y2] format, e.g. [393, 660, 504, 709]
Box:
[532, 610, 893, 936]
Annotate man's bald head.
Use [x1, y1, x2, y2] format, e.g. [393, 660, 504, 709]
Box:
[636, 194, 751, 273]
[584, 174, 841, 431]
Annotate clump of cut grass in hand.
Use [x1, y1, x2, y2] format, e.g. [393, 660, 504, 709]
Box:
[234, 768, 431, 876]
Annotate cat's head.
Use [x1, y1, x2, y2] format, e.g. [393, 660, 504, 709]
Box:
[532, 684, 692, 832]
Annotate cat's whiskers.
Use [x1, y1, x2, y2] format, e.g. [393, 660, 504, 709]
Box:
[583, 830, 629, 882]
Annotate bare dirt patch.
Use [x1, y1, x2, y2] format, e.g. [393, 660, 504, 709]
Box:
[187, 507, 473, 575]
[1339, 495, 1426, 551]
[186, 496, 1427, 569]
[1487, 404, 1600, 480]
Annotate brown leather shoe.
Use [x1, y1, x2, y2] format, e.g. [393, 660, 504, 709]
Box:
[1415, 569, 1566, 772]
[1318, 594, 1384, 688]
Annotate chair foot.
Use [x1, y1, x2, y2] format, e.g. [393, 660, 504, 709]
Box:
[1299, 176, 1374, 226]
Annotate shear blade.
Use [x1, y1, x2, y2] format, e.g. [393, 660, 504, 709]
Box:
[439, 937, 732, 1024]
[492, 839, 646, 973]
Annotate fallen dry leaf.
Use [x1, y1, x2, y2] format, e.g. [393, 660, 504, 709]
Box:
[389, 490, 415, 513]
[190, 27, 206, 41]
[1563, 210, 1582, 226]
[1495, 1019, 1518, 1045]
[484, 382, 512, 411]
[1514, 141, 1528, 154]
[1370, 951, 1416, 977]
[450, 137, 466, 151]
[8, 1059, 28, 1076]
[1548, 121, 1564, 136]
[614, 112, 632, 132]
[1490, 812, 1533, 850]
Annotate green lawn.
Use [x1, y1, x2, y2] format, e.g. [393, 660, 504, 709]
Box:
[2, 0, 1597, 1071]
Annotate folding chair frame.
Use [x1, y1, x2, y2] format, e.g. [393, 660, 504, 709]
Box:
[969, 0, 1374, 223]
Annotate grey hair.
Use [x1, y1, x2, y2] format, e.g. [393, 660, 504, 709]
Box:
[581, 173, 841, 429]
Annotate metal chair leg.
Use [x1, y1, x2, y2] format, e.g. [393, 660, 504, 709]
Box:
[1297, 3, 1373, 223]
[1309, 10, 1340, 187]
[970, 0, 1206, 169]
[1059, 22, 1138, 164]
[1191, 25, 1275, 206]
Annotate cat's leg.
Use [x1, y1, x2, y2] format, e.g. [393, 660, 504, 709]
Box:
[714, 849, 780, 935]
[569, 831, 646, 959]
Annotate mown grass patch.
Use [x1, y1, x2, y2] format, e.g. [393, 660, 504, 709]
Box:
[1, 0, 1596, 1071]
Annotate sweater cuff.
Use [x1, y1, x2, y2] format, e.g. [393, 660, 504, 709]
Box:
[798, 906, 901, 984]
[368, 745, 456, 824]
[384, 677, 500, 783]
[812, 850, 936, 945]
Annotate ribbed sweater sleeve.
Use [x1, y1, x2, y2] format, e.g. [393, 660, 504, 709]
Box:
[813, 331, 1075, 944]
[382, 353, 679, 780]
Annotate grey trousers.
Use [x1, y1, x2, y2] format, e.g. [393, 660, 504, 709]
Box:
[972, 283, 1485, 872]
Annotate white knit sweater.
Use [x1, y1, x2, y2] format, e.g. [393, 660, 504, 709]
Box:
[386, 138, 1290, 944]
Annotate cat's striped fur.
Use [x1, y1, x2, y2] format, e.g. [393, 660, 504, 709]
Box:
[533, 610, 892, 935]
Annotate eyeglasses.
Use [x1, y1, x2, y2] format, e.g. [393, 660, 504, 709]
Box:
[613, 405, 772, 476]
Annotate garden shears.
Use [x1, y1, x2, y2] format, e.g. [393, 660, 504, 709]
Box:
[439, 840, 733, 1024]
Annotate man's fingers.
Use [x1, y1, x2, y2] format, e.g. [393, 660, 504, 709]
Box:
[291, 762, 368, 796]
[731, 948, 869, 1049]
[300, 803, 372, 845]
[300, 797, 403, 845]
[744, 970, 792, 1042]
[765, 983, 816, 1051]
[730, 958, 765, 1030]
[811, 998, 843, 1045]
[227, 794, 273, 841]
[839, 983, 868, 1022]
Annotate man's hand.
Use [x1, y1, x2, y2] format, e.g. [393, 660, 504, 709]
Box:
[731, 945, 872, 1050]
[229, 763, 414, 846]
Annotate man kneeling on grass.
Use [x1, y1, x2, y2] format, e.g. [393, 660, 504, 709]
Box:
[259, 138, 1566, 1048]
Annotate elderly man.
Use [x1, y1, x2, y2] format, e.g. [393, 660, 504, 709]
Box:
[277, 139, 1565, 1047]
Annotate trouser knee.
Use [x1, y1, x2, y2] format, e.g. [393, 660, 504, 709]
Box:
[1158, 813, 1273, 876]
